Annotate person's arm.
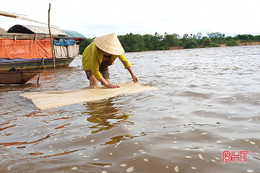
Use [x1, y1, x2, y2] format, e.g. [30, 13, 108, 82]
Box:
[117, 55, 139, 82]
[127, 66, 139, 82]
[99, 77, 120, 88]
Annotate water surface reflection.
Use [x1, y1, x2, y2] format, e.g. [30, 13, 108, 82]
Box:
[83, 99, 133, 134]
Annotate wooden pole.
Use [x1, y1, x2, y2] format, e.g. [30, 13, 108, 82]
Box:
[48, 3, 55, 68]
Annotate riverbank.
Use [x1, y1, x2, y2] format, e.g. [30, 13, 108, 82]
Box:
[239, 41, 260, 46]
[79, 33, 260, 53]
[169, 41, 260, 50]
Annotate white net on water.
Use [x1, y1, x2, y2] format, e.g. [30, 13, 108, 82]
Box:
[20, 82, 158, 110]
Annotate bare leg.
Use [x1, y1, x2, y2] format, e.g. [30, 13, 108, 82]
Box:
[85, 71, 110, 87]
[89, 75, 99, 86]
[85, 71, 98, 86]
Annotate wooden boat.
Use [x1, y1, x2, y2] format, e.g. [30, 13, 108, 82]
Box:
[0, 24, 85, 71]
[0, 70, 41, 84]
[0, 58, 74, 71]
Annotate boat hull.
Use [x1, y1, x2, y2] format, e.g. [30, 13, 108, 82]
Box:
[0, 58, 74, 71]
[0, 71, 41, 84]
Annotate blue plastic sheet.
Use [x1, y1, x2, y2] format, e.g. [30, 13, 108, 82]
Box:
[54, 39, 76, 46]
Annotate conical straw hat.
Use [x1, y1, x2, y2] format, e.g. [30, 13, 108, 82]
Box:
[94, 33, 125, 55]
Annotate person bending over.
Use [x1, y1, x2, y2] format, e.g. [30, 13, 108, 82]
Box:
[82, 33, 139, 88]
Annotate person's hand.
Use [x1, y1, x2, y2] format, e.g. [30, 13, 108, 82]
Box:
[106, 83, 120, 88]
[132, 75, 139, 83]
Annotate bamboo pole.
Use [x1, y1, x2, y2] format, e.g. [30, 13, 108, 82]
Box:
[0, 11, 47, 25]
[48, 3, 55, 68]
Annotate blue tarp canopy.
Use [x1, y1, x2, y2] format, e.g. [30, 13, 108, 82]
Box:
[54, 39, 76, 46]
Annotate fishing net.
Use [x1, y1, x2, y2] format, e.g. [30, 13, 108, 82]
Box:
[20, 82, 158, 110]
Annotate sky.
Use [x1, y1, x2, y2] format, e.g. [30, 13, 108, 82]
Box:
[1, 0, 260, 38]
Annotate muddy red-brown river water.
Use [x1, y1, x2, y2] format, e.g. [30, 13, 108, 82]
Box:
[0, 45, 259, 173]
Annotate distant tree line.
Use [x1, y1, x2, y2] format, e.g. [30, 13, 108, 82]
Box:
[79, 32, 260, 54]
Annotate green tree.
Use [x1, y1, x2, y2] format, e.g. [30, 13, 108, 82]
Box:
[237, 34, 256, 42]
[183, 39, 199, 49]
[163, 33, 180, 49]
[119, 33, 145, 52]
[255, 35, 260, 42]
[152, 32, 164, 50]
[79, 38, 93, 54]
[207, 32, 225, 44]
[194, 32, 203, 46]
[225, 36, 238, 46]
[143, 34, 155, 50]
[200, 37, 219, 47]
[180, 33, 199, 49]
